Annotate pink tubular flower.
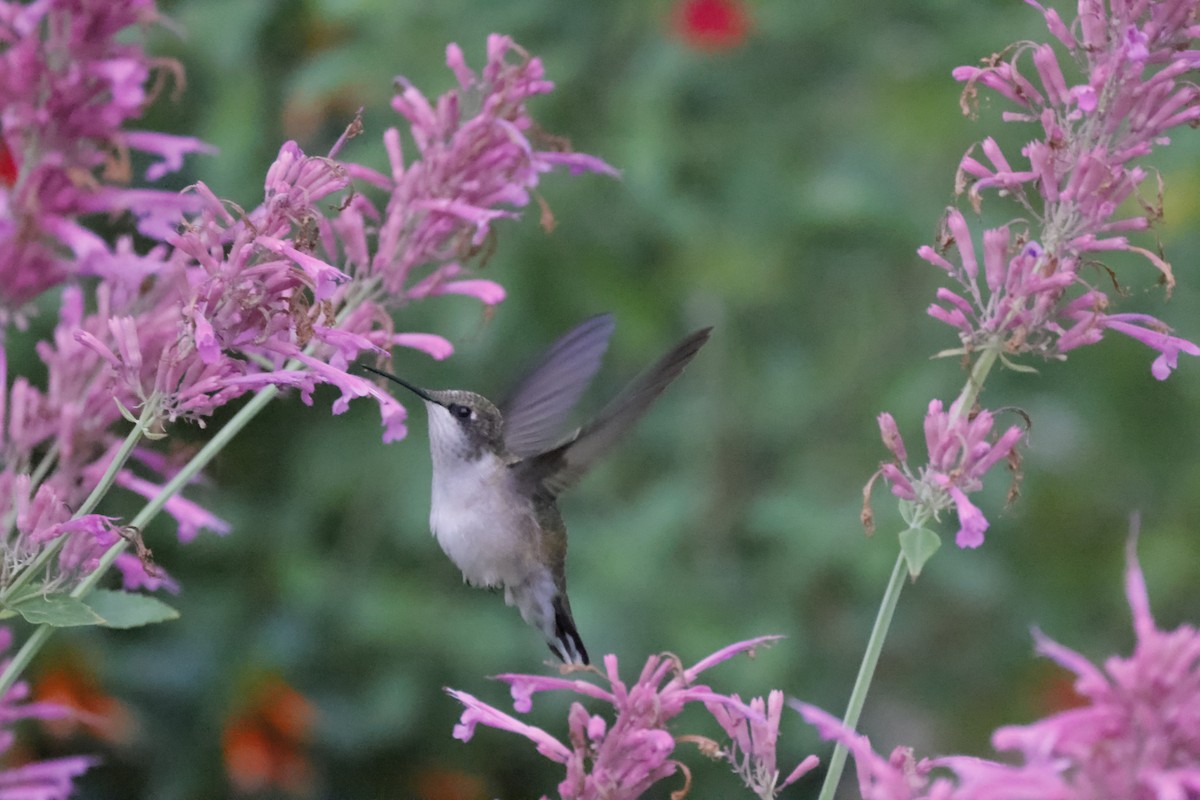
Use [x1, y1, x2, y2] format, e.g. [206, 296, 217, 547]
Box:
[873, 401, 1023, 548]
[448, 636, 816, 799]
[923, 0, 1200, 378]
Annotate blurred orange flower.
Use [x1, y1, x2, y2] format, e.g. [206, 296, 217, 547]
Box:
[34, 663, 135, 745]
[222, 676, 317, 797]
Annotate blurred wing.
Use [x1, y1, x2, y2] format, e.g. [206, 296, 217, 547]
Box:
[529, 326, 712, 496]
[500, 313, 616, 458]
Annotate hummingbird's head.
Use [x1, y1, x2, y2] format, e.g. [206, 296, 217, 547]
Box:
[421, 389, 504, 463]
[359, 366, 504, 462]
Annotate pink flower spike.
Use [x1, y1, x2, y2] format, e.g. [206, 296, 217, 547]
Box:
[445, 42, 474, 88]
[1124, 530, 1154, 639]
[980, 136, 1013, 174]
[256, 236, 350, 301]
[945, 209, 978, 280]
[114, 552, 180, 594]
[377, 397, 409, 444]
[124, 131, 217, 181]
[927, 303, 971, 334]
[1032, 43, 1069, 106]
[880, 463, 916, 500]
[935, 288, 977, 320]
[916, 245, 957, 274]
[982, 226, 1010, 293]
[1072, 83, 1098, 112]
[877, 412, 907, 462]
[72, 331, 120, 369]
[782, 754, 821, 788]
[191, 311, 221, 365]
[393, 333, 454, 360]
[947, 485, 988, 548]
[493, 673, 615, 709]
[684, 635, 783, 681]
[433, 279, 507, 305]
[446, 689, 571, 762]
[536, 151, 621, 178]
[115, 471, 231, 543]
[1102, 316, 1200, 380]
[1032, 2, 1077, 49]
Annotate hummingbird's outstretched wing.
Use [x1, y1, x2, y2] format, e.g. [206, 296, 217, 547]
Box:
[500, 313, 616, 459]
[523, 326, 712, 497]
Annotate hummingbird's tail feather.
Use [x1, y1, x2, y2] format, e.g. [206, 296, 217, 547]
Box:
[550, 595, 590, 665]
[508, 574, 590, 665]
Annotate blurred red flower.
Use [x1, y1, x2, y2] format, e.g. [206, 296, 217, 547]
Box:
[670, 0, 751, 51]
[0, 140, 16, 187]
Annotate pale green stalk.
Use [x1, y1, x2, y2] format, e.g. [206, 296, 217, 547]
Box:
[817, 340, 1002, 798]
[77, 384, 282, 593]
[0, 279, 369, 698]
[0, 383, 281, 699]
[949, 339, 1001, 424]
[816, 552, 906, 800]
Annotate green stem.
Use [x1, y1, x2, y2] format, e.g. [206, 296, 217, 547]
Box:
[0, 399, 158, 606]
[816, 551, 907, 800]
[0, 383, 282, 699]
[0, 625, 52, 699]
[0, 288, 365, 698]
[77, 384, 282, 595]
[28, 443, 60, 491]
[816, 339, 1003, 796]
[949, 339, 1001, 424]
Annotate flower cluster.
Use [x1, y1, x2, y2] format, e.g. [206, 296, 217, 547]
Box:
[989, 534, 1200, 797]
[925, 0, 1200, 375]
[795, 536, 1200, 799]
[449, 637, 816, 799]
[1, 0, 220, 596]
[1, 0, 612, 604]
[873, 0, 1200, 550]
[0, 0, 212, 323]
[875, 401, 1024, 548]
[0, 627, 97, 799]
[705, 690, 818, 799]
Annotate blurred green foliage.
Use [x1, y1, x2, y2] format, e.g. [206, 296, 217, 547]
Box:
[37, 0, 1200, 797]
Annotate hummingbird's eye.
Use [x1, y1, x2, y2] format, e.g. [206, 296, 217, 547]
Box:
[448, 403, 473, 421]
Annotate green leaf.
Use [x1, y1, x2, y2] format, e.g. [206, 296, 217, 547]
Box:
[86, 590, 180, 629]
[8, 594, 105, 627]
[899, 526, 942, 580]
[113, 395, 138, 424]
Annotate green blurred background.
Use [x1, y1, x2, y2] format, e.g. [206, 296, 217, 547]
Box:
[29, 0, 1200, 797]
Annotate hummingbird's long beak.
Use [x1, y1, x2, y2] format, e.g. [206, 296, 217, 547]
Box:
[359, 365, 441, 406]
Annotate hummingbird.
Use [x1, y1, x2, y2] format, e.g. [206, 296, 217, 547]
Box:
[361, 315, 711, 665]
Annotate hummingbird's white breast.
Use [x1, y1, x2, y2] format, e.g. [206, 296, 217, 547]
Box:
[426, 404, 536, 589]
